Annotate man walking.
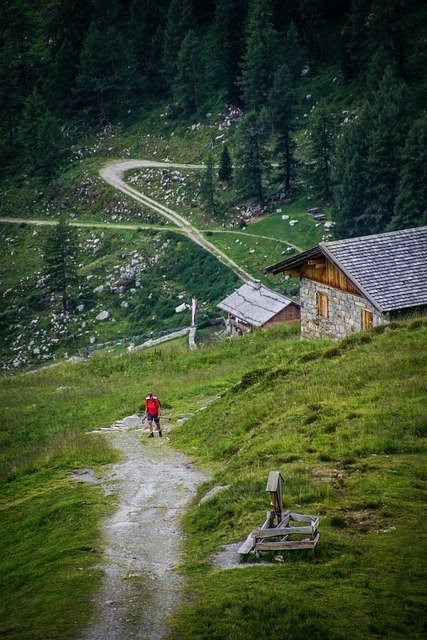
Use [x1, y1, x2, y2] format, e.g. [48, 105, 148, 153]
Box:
[145, 392, 162, 438]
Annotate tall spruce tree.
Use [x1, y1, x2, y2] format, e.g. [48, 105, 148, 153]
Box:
[209, 0, 248, 103]
[238, 0, 280, 113]
[332, 111, 371, 238]
[268, 64, 296, 192]
[44, 215, 79, 313]
[364, 66, 413, 231]
[283, 22, 305, 81]
[18, 89, 64, 178]
[163, 0, 195, 91]
[218, 145, 233, 185]
[75, 23, 136, 124]
[235, 111, 269, 204]
[390, 115, 427, 230]
[308, 100, 335, 201]
[173, 30, 200, 115]
[200, 151, 216, 212]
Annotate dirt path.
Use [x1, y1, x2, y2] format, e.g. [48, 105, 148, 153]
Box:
[100, 160, 254, 282]
[75, 415, 207, 640]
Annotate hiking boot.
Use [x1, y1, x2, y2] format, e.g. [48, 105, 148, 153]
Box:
[158, 430, 162, 437]
[149, 432, 154, 438]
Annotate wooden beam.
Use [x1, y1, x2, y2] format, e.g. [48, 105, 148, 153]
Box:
[238, 514, 271, 555]
[252, 523, 318, 538]
[255, 532, 320, 550]
[284, 269, 301, 278]
[308, 259, 326, 268]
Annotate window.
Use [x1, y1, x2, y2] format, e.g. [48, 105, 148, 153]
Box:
[361, 308, 373, 329]
[316, 291, 328, 318]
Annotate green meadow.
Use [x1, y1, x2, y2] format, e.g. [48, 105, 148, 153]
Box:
[0, 318, 426, 639]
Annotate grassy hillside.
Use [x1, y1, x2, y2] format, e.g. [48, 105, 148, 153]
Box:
[169, 318, 427, 640]
[0, 318, 425, 639]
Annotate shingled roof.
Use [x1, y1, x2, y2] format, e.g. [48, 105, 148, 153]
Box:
[218, 281, 298, 327]
[265, 226, 427, 313]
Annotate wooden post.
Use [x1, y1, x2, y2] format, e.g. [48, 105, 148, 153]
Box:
[266, 471, 284, 523]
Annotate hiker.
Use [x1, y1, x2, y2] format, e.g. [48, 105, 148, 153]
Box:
[145, 392, 162, 438]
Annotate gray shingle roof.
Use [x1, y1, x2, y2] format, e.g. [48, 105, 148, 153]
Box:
[266, 227, 427, 313]
[218, 281, 298, 327]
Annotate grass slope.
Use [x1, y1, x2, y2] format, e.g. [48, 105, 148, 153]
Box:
[168, 318, 427, 640]
[0, 318, 425, 639]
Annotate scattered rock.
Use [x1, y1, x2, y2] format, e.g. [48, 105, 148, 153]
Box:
[96, 311, 110, 321]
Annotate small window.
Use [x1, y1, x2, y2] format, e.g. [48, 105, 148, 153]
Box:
[361, 308, 373, 329]
[316, 291, 328, 318]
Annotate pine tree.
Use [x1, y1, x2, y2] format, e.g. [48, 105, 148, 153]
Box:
[297, 0, 324, 59]
[18, 89, 64, 178]
[235, 111, 270, 204]
[364, 66, 413, 231]
[332, 111, 371, 238]
[218, 145, 233, 184]
[130, 0, 167, 96]
[163, 0, 195, 91]
[173, 30, 200, 115]
[200, 151, 216, 212]
[308, 100, 335, 201]
[283, 22, 305, 81]
[75, 23, 137, 124]
[340, 0, 370, 81]
[208, 0, 248, 103]
[44, 215, 79, 313]
[268, 64, 296, 192]
[238, 0, 280, 113]
[390, 115, 427, 230]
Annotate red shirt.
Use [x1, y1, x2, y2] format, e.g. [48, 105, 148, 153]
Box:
[146, 396, 160, 415]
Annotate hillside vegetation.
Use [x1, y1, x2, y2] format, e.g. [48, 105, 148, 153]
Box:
[0, 318, 426, 639]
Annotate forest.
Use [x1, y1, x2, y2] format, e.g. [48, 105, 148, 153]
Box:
[1, 0, 426, 239]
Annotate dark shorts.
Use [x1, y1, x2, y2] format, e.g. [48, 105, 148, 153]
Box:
[147, 411, 160, 425]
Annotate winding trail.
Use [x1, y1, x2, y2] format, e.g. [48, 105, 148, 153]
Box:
[76, 415, 206, 640]
[100, 160, 253, 282]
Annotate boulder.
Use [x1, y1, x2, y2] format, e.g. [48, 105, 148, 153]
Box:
[96, 311, 110, 321]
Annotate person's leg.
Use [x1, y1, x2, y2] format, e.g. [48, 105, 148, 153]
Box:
[148, 415, 154, 437]
[154, 415, 162, 436]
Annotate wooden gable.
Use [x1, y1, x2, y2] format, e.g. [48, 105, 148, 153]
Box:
[284, 257, 361, 297]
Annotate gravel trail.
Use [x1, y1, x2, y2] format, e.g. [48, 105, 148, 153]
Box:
[100, 160, 254, 282]
[75, 415, 206, 640]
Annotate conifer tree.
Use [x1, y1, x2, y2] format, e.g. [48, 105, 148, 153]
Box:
[163, 0, 195, 91]
[209, 0, 247, 103]
[364, 66, 413, 231]
[200, 151, 216, 212]
[390, 115, 427, 230]
[235, 111, 269, 204]
[218, 145, 233, 185]
[18, 89, 64, 178]
[173, 30, 200, 115]
[44, 215, 79, 313]
[238, 0, 280, 113]
[340, 0, 370, 81]
[332, 111, 371, 238]
[308, 100, 335, 201]
[268, 64, 296, 192]
[75, 23, 136, 124]
[283, 22, 305, 81]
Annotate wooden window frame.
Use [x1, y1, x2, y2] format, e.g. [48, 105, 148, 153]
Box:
[361, 308, 374, 329]
[316, 291, 329, 319]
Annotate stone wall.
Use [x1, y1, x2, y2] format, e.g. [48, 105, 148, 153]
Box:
[300, 278, 387, 339]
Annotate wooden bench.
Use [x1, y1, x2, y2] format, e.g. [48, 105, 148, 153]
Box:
[239, 471, 320, 557]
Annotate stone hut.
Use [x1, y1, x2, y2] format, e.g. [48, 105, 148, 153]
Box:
[265, 227, 427, 339]
[217, 280, 300, 336]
